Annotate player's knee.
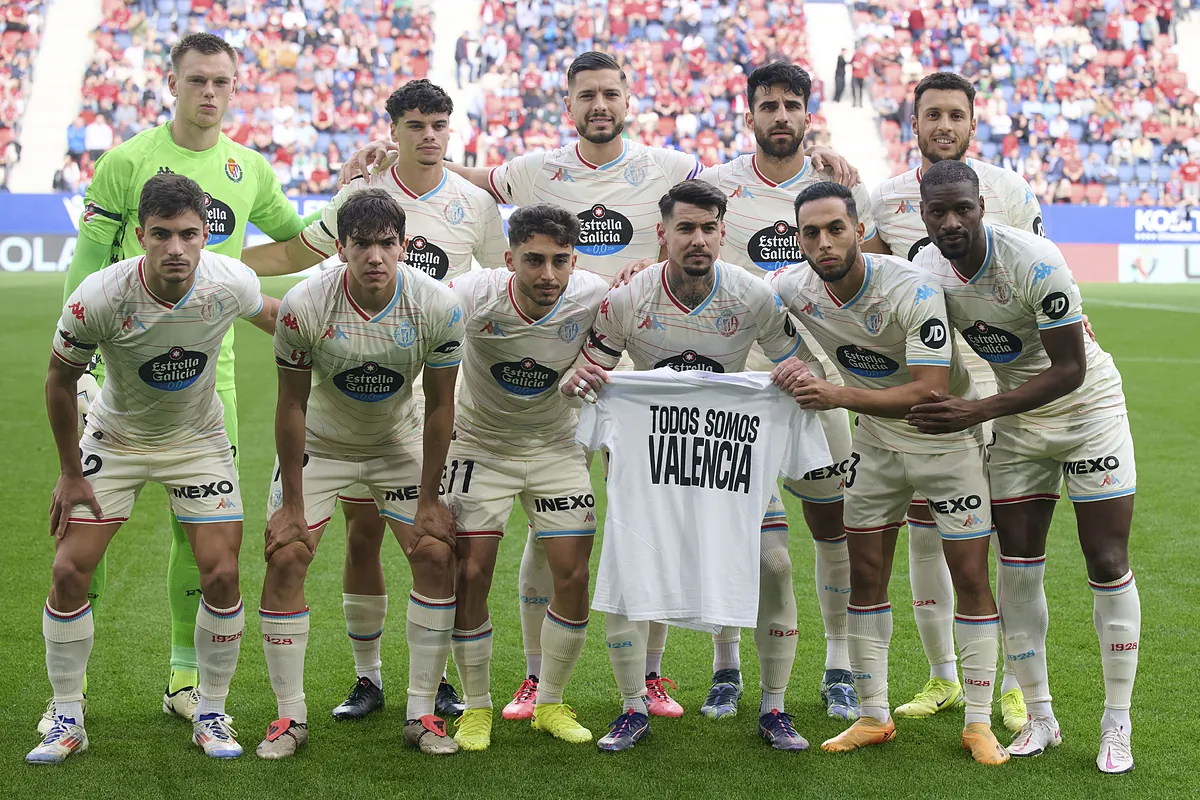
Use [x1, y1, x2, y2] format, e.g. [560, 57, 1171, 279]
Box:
[410, 538, 454, 576]
[759, 543, 793, 588]
[553, 558, 591, 596]
[457, 553, 494, 593]
[849, 557, 884, 591]
[50, 555, 92, 603]
[345, 522, 385, 565]
[268, 540, 315, 578]
[199, 558, 240, 603]
[1084, 548, 1130, 584]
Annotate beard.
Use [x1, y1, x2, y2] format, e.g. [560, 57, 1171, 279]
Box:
[517, 277, 563, 307]
[933, 231, 972, 259]
[754, 126, 804, 159]
[578, 115, 625, 144]
[810, 243, 858, 283]
[920, 135, 971, 164]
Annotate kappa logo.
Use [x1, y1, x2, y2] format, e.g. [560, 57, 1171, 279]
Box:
[729, 185, 755, 199]
[1100, 473, 1122, 487]
[69, 301, 86, 324]
[584, 510, 595, 524]
[914, 284, 936, 305]
[715, 309, 739, 337]
[157, 166, 174, 175]
[122, 315, 146, 331]
[894, 200, 918, 214]
[964, 513, 984, 527]
[799, 301, 824, 319]
[1032, 261, 1057, 283]
[321, 324, 350, 340]
[224, 157, 243, 183]
[638, 314, 665, 331]
[550, 167, 574, 182]
[1063, 455, 1120, 474]
[281, 313, 300, 332]
[216, 496, 238, 510]
[600, 297, 611, 318]
[482, 320, 506, 336]
[172, 480, 235, 500]
[449, 306, 463, 327]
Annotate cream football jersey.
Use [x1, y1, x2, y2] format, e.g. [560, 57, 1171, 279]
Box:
[274, 264, 466, 457]
[299, 166, 507, 281]
[699, 155, 878, 278]
[52, 251, 264, 451]
[449, 268, 609, 455]
[582, 260, 814, 372]
[770, 253, 981, 454]
[914, 224, 1127, 427]
[488, 141, 701, 279]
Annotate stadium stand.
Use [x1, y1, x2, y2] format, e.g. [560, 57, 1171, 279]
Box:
[1, 1, 46, 190]
[851, 0, 1200, 206]
[66, 0, 436, 194]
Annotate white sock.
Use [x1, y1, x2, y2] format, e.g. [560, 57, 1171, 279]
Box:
[450, 618, 493, 710]
[43, 601, 93, 723]
[992, 531, 1020, 695]
[538, 608, 588, 705]
[260, 607, 310, 723]
[1091, 571, 1140, 733]
[848, 603, 893, 723]
[406, 592, 455, 719]
[712, 630, 741, 672]
[814, 536, 851, 671]
[907, 518, 957, 679]
[194, 598, 244, 718]
[518, 523, 552, 679]
[606, 613, 648, 714]
[955, 613, 1000, 726]
[343, 593, 386, 689]
[998, 555, 1053, 714]
[754, 525, 796, 714]
[645, 622, 667, 676]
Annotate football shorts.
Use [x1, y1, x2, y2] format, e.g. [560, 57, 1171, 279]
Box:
[781, 407, 853, 504]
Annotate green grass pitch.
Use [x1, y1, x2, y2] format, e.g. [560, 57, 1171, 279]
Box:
[0, 274, 1195, 799]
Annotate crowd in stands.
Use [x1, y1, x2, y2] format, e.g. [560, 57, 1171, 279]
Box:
[1, 1, 45, 191]
[851, 0, 1200, 206]
[63, 0, 435, 194]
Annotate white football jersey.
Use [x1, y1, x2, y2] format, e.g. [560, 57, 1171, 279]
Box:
[274, 264, 466, 457]
[488, 141, 701, 279]
[580, 369, 831, 630]
[769, 254, 981, 454]
[699, 155, 878, 278]
[449, 268, 609, 455]
[582, 260, 815, 373]
[300, 166, 507, 281]
[914, 224, 1127, 427]
[52, 251, 263, 452]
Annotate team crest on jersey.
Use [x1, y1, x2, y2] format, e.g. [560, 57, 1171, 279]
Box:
[444, 199, 466, 225]
[224, 158, 243, 183]
[558, 319, 580, 343]
[393, 320, 418, 348]
[863, 309, 885, 336]
[895, 200, 919, 214]
[550, 167, 574, 182]
[576, 205, 634, 257]
[139, 347, 208, 391]
[748, 221, 804, 271]
[199, 300, 223, 323]
[334, 361, 404, 402]
[914, 284, 935, 306]
[491, 358, 559, 396]
[623, 163, 647, 187]
[715, 309, 740, 337]
[992, 279, 1013, 305]
[1032, 261, 1057, 284]
[637, 314, 665, 331]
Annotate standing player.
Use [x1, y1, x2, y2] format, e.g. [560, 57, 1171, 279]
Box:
[911, 161, 1139, 774]
[771, 181, 1008, 765]
[443, 204, 609, 751]
[47, 31, 338, 730]
[28, 174, 278, 763]
[565, 180, 818, 752]
[256, 190, 465, 758]
[696, 61, 875, 721]
[242, 79, 505, 720]
[864, 72, 1042, 729]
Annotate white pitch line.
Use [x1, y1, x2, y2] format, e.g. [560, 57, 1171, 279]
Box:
[1114, 356, 1200, 365]
[1085, 299, 1200, 314]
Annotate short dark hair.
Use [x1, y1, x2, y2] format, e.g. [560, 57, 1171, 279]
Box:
[385, 79, 454, 122]
[337, 189, 407, 244]
[137, 173, 207, 227]
[567, 51, 627, 88]
[793, 180, 858, 221]
[170, 32, 238, 72]
[659, 180, 728, 221]
[919, 159, 980, 195]
[913, 72, 976, 117]
[508, 203, 580, 249]
[747, 62, 812, 109]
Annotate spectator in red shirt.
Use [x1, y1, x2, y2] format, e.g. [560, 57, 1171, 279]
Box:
[1181, 159, 1200, 200]
[851, 49, 867, 107]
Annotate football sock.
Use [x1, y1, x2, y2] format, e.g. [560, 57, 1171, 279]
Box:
[712, 628, 741, 672]
[406, 591, 455, 719]
[755, 525, 797, 713]
[998, 555, 1052, 713]
[260, 607, 310, 723]
[991, 531, 1020, 695]
[86, 554, 105, 614]
[518, 523, 551, 679]
[167, 512, 201, 675]
[343, 593, 387, 688]
[605, 613, 648, 715]
[194, 598, 244, 718]
[451, 618, 494, 710]
[1091, 571, 1139, 733]
[848, 603, 892, 723]
[907, 517, 956, 679]
[645, 622, 667, 677]
[168, 668, 199, 694]
[43, 601, 93, 723]
[814, 536, 851, 671]
[955, 613, 1000, 726]
[538, 608, 588, 705]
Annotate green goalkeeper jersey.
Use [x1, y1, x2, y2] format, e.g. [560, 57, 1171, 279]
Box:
[69, 122, 307, 391]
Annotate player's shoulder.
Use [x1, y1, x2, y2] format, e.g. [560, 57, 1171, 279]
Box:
[97, 125, 165, 166]
[77, 254, 140, 301]
[644, 142, 699, 173]
[970, 157, 1028, 191]
[443, 167, 499, 207]
[990, 222, 1061, 269]
[698, 155, 749, 187]
[870, 168, 919, 204]
[284, 264, 340, 311]
[198, 250, 257, 283]
[720, 259, 777, 305]
[869, 253, 941, 300]
[449, 266, 502, 299]
[403, 264, 460, 308]
[566, 268, 611, 305]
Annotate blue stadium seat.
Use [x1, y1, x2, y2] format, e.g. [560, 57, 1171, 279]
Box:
[1147, 184, 1161, 201]
[1136, 163, 1152, 182]
[1107, 184, 1123, 200]
[1069, 122, 1083, 140]
[976, 122, 991, 141]
[1077, 143, 1091, 157]
[1092, 142, 1110, 160]
[980, 141, 998, 160]
[1118, 163, 1135, 183]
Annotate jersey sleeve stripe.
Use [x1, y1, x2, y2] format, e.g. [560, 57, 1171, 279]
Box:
[1037, 314, 1083, 330]
[53, 350, 92, 368]
[487, 167, 507, 202]
[299, 230, 332, 258]
[587, 332, 622, 357]
[424, 358, 462, 369]
[907, 358, 951, 366]
[275, 356, 312, 370]
[768, 338, 802, 363]
[247, 296, 264, 318]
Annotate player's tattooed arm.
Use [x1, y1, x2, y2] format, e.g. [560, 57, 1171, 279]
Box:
[265, 367, 315, 560]
[908, 323, 1087, 433]
[797, 363, 948, 418]
[45, 356, 103, 536]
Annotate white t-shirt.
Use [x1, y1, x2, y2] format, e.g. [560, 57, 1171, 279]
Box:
[488, 141, 701, 279]
[579, 369, 831, 630]
[769, 253, 981, 454]
[914, 224, 1127, 427]
[448, 268, 609, 455]
[52, 251, 263, 452]
[274, 264, 466, 457]
[300, 166, 507, 281]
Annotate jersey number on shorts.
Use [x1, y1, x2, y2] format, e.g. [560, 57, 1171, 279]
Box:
[441, 459, 476, 495]
[80, 451, 103, 477]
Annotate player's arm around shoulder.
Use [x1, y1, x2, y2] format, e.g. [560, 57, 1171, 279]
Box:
[745, 271, 811, 364]
[241, 174, 370, 276]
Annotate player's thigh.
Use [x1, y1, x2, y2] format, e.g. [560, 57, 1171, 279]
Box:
[842, 440, 910, 535]
[361, 440, 424, 544]
[907, 446, 993, 544]
[55, 521, 123, 583]
[988, 420, 1062, 506]
[267, 452, 350, 532]
[73, 440, 145, 526]
[519, 449, 599, 540]
[444, 444, 523, 540]
[156, 441, 244, 526]
[339, 484, 386, 546]
[179, 519, 243, 576]
[1058, 415, 1137, 504]
[782, 407, 852, 506]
